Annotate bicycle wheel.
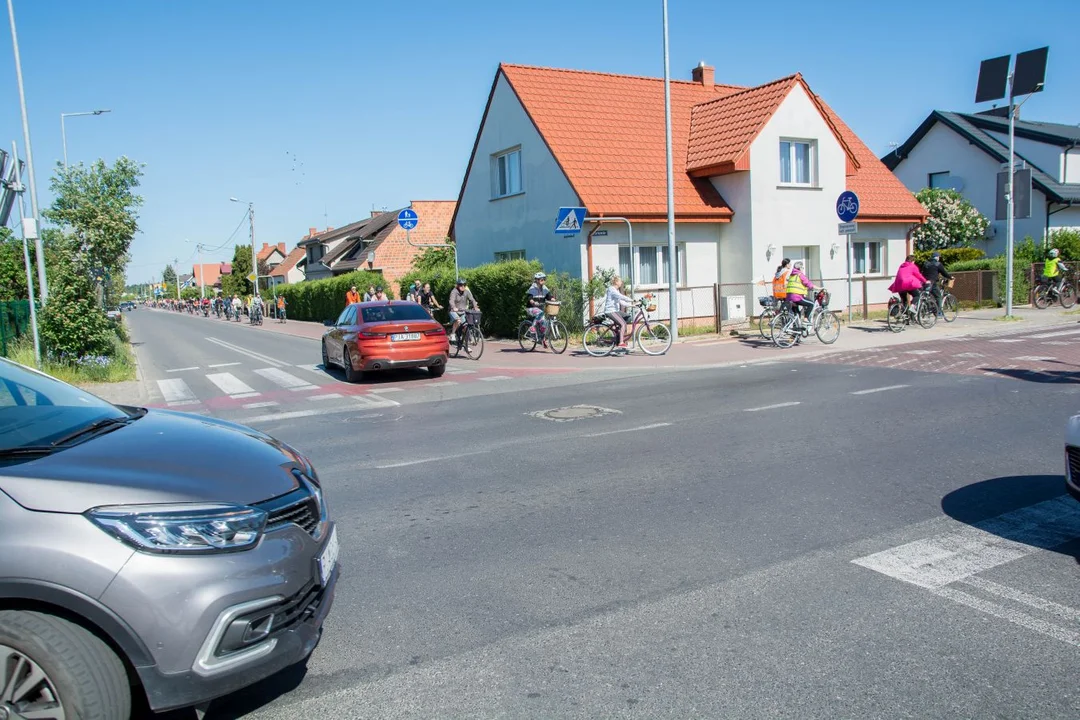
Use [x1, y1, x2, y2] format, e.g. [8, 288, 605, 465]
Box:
[770, 312, 798, 349]
[547, 320, 569, 354]
[814, 311, 840, 344]
[582, 323, 616, 357]
[635, 322, 672, 355]
[1033, 285, 1050, 309]
[757, 310, 774, 339]
[518, 320, 537, 352]
[886, 303, 905, 333]
[916, 299, 937, 329]
[941, 294, 959, 322]
[1061, 284, 1076, 309]
[463, 326, 484, 360]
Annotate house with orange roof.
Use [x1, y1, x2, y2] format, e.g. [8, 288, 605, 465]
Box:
[267, 246, 307, 286]
[451, 62, 925, 318]
[256, 242, 288, 270]
[191, 262, 231, 295]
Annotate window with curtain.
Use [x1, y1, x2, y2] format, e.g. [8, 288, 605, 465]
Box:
[851, 241, 884, 275]
[616, 245, 683, 286]
[492, 148, 522, 198]
[780, 139, 815, 185]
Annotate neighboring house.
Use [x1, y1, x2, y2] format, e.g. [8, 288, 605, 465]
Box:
[884, 109, 1080, 255]
[451, 62, 925, 318]
[192, 262, 229, 294]
[178, 273, 195, 290]
[268, 246, 307, 286]
[256, 242, 288, 270]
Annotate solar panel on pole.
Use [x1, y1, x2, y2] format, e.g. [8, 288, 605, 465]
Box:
[975, 55, 1009, 103]
[1013, 47, 1048, 97]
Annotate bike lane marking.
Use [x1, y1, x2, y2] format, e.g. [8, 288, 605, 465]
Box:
[744, 401, 801, 412]
[850, 384, 909, 395]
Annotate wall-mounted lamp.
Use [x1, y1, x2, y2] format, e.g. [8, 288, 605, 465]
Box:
[830, 242, 841, 259]
[766, 244, 776, 260]
[366, 250, 375, 268]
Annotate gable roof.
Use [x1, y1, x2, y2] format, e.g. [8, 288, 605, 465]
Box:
[193, 262, 225, 288]
[320, 211, 400, 267]
[336, 200, 456, 273]
[257, 242, 287, 262]
[961, 112, 1080, 146]
[687, 74, 858, 177]
[884, 110, 1080, 204]
[269, 246, 306, 278]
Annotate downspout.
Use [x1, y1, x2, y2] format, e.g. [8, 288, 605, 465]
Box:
[586, 222, 602, 319]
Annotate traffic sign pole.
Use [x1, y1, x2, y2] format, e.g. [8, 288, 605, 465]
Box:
[836, 191, 860, 324]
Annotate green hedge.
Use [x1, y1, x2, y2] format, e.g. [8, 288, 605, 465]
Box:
[398, 259, 545, 337]
[913, 247, 985, 265]
[276, 270, 386, 323]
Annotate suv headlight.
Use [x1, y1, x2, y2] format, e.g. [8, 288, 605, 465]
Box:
[87, 504, 267, 554]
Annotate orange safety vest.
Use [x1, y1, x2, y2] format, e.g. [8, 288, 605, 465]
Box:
[346, 290, 361, 304]
[772, 271, 789, 298]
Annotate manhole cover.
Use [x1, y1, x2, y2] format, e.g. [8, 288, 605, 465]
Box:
[529, 405, 622, 422]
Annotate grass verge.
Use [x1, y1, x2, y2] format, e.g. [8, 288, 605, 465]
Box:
[7, 332, 136, 384]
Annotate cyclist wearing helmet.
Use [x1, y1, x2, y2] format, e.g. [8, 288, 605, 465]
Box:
[785, 260, 816, 329]
[921, 251, 953, 317]
[526, 272, 555, 334]
[448, 278, 479, 342]
[1043, 248, 1068, 293]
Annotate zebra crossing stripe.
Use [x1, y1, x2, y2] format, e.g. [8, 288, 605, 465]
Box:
[206, 372, 257, 397]
[157, 379, 197, 405]
[254, 368, 318, 391]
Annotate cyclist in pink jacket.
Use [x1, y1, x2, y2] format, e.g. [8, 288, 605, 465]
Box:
[889, 255, 929, 314]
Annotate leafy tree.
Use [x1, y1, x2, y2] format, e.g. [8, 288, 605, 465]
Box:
[1047, 228, 1080, 260]
[410, 246, 456, 274]
[221, 244, 254, 297]
[38, 234, 115, 360]
[911, 188, 990, 251]
[162, 264, 177, 285]
[0, 227, 30, 301]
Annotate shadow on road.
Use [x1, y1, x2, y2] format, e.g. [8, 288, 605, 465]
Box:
[979, 367, 1080, 383]
[144, 662, 310, 720]
[940, 475, 1080, 563]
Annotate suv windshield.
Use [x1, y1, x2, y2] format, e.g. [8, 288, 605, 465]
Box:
[361, 304, 432, 323]
[0, 358, 131, 452]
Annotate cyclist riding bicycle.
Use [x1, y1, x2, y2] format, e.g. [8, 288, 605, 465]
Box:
[889, 255, 929, 315]
[921, 251, 953, 317]
[785, 261, 816, 330]
[526, 272, 555, 334]
[1043, 248, 1068, 293]
[773, 258, 791, 305]
[604, 275, 634, 349]
[448, 278, 479, 343]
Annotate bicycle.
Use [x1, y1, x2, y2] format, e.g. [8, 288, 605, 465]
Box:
[249, 306, 263, 326]
[582, 294, 672, 356]
[277, 306, 287, 323]
[928, 279, 959, 323]
[769, 289, 840, 348]
[448, 309, 484, 360]
[518, 300, 568, 354]
[755, 296, 787, 339]
[886, 287, 937, 333]
[1033, 276, 1076, 309]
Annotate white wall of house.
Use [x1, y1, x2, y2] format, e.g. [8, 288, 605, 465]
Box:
[985, 131, 1064, 180]
[745, 83, 850, 307]
[710, 173, 751, 288]
[1065, 149, 1080, 184]
[1050, 206, 1080, 233]
[890, 122, 1052, 255]
[579, 222, 723, 289]
[454, 74, 581, 275]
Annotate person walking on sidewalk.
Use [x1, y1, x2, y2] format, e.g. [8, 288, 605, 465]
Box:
[346, 286, 361, 305]
[889, 255, 929, 315]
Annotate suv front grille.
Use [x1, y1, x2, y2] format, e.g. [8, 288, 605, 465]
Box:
[256, 483, 322, 537]
[1067, 446, 1080, 482]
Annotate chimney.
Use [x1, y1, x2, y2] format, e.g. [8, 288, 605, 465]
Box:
[261, 242, 270, 252]
[692, 61, 714, 89]
[308, 227, 317, 237]
[326, 226, 334, 232]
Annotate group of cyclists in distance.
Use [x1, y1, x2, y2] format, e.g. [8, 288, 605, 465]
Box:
[150, 293, 285, 324]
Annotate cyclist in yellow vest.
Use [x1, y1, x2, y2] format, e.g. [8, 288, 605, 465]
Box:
[1043, 249, 1068, 292]
[785, 260, 815, 329]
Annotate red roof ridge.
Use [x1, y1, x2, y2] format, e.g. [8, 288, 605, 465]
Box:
[499, 62, 746, 93]
[692, 73, 801, 110]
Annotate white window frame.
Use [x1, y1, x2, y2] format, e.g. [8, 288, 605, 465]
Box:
[491, 147, 523, 199]
[617, 244, 685, 288]
[779, 138, 816, 186]
[851, 240, 885, 276]
[494, 249, 526, 263]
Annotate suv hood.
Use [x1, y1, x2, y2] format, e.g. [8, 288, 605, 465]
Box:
[0, 409, 304, 513]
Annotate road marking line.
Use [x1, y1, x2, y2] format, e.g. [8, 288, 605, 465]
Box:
[955, 352, 985, 358]
[166, 366, 199, 373]
[850, 384, 909, 395]
[582, 422, 672, 438]
[206, 372, 257, 397]
[1041, 340, 1072, 346]
[959, 577, 1080, 623]
[1026, 328, 1080, 339]
[254, 367, 319, 391]
[889, 358, 918, 367]
[744, 401, 801, 412]
[369, 387, 403, 393]
[157, 378, 197, 404]
[238, 397, 398, 424]
[1012, 356, 1055, 361]
[307, 393, 343, 401]
[904, 349, 939, 355]
[242, 401, 278, 409]
[425, 381, 458, 387]
[232, 391, 261, 399]
[167, 400, 201, 407]
[478, 375, 512, 381]
[931, 587, 1080, 647]
[294, 363, 325, 374]
[205, 337, 285, 367]
[990, 338, 1025, 343]
[875, 356, 899, 363]
[851, 496, 1080, 590]
[208, 362, 242, 368]
[445, 368, 478, 374]
[376, 450, 489, 469]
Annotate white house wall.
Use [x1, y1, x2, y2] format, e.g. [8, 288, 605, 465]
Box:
[1050, 206, 1080, 233]
[1065, 149, 1080, 184]
[891, 122, 1049, 255]
[454, 74, 581, 275]
[984, 131, 1064, 181]
[710, 173, 751, 287]
[747, 83, 850, 306]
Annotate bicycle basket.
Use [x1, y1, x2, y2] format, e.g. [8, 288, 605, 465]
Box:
[816, 289, 830, 307]
[465, 310, 482, 325]
[758, 296, 776, 308]
[544, 300, 561, 316]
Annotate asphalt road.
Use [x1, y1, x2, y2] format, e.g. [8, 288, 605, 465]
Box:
[129, 309, 1080, 719]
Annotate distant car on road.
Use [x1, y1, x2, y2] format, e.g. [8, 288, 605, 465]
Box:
[0, 357, 338, 717]
[321, 300, 449, 382]
[1067, 415, 1080, 502]
[120, 301, 136, 311]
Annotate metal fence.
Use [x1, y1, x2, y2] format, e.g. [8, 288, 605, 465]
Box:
[0, 301, 35, 357]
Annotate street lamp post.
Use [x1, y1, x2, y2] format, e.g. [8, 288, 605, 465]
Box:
[230, 198, 258, 296]
[60, 109, 110, 168]
[661, 0, 678, 341]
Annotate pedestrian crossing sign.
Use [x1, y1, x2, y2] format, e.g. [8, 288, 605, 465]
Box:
[554, 207, 586, 235]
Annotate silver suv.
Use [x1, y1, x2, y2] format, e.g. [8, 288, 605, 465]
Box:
[0, 358, 338, 718]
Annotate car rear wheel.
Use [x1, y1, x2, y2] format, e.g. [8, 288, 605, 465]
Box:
[342, 344, 364, 383]
[321, 340, 331, 369]
[0, 609, 131, 720]
[428, 363, 446, 378]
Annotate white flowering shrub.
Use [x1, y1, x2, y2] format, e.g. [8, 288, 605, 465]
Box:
[910, 188, 990, 251]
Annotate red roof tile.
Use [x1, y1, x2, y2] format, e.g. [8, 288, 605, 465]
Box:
[193, 263, 222, 287]
[500, 64, 738, 220]
[269, 246, 306, 278]
[257, 242, 287, 262]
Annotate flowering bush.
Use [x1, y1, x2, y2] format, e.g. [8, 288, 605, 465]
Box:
[911, 188, 990, 251]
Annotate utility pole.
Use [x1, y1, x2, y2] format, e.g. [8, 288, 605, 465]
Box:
[661, 0, 678, 341]
[174, 258, 180, 301]
[7, 0, 46, 301]
[11, 140, 40, 366]
[197, 243, 205, 299]
[249, 202, 258, 296]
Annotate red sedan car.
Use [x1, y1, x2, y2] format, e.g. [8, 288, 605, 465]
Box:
[321, 301, 449, 382]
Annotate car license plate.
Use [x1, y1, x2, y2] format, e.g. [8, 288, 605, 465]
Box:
[391, 332, 421, 341]
[317, 527, 339, 586]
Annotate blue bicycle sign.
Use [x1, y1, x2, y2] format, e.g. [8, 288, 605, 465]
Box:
[836, 191, 859, 222]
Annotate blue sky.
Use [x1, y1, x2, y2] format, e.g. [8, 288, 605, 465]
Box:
[1, 0, 1075, 283]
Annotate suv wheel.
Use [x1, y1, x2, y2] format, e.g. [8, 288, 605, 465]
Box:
[0, 610, 131, 720]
